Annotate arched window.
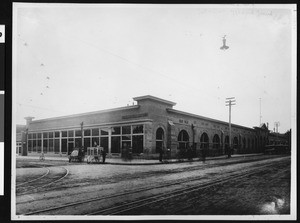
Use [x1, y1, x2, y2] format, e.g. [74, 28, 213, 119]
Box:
[200, 132, 209, 149]
[243, 137, 246, 149]
[156, 127, 164, 153]
[178, 130, 189, 150]
[225, 135, 229, 147]
[233, 137, 238, 149]
[213, 134, 220, 149]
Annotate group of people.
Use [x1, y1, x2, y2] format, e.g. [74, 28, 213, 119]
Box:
[93, 142, 107, 163]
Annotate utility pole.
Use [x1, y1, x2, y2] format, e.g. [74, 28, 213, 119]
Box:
[225, 97, 236, 157]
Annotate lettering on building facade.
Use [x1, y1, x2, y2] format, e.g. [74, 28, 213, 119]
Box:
[122, 113, 148, 120]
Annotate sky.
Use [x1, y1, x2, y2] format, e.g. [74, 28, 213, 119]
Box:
[13, 4, 296, 133]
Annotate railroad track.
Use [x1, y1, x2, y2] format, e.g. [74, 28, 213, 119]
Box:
[22, 159, 289, 216]
[16, 166, 50, 187]
[16, 166, 69, 196]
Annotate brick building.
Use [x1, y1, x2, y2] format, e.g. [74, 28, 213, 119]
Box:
[18, 95, 282, 158]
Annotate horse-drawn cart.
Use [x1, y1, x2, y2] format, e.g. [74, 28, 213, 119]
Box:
[87, 147, 102, 164]
[68, 147, 85, 162]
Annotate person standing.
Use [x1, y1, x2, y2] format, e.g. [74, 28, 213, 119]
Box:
[101, 148, 107, 163]
[158, 147, 163, 162]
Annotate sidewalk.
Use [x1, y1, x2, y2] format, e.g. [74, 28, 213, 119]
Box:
[16, 153, 264, 165]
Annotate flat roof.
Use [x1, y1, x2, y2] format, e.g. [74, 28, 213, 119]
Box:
[29, 105, 140, 123]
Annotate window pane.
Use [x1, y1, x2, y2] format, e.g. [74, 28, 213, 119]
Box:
[33, 133, 36, 139]
[43, 139, 48, 153]
[133, 125, 143, 134]
[122, 135, 131, 141]
[28, 133, 32, 139]
[37, 133, 42, 139]
[33, 140, 36, 152]
[122, 126, 131, 135]
[75, 130, 82, 137]
[100, 137, 108, 153]
[75, 138, 82, 148]
[92, 137, 99, 146]
[84, 129, 91, 136]
[37, 140, 42, 153]
[111, 136, 121, 153]
[132, 135, 143, 154]
[62, 131, 67, 137]
[54, 139, 60, 153]
[62, 139, 67, 153]
[112, 127, 120, 135]
[49, 132, 54, 138]
[68, 130, 74, 138]
[101, 129, 109, 135]
[55, 131, 60, 138]
[92, 128, 99, 136]
[49, 139, 54, 152]
[84, 138, 91, 153]
[28, 140, 32, 152]
[43, 132, 48, 139]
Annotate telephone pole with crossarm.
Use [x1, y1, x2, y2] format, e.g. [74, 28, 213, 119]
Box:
[225, 97, 236, 158]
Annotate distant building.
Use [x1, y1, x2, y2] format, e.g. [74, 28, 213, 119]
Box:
[16, 124, 26, 155]
[18, 95, 289, 158]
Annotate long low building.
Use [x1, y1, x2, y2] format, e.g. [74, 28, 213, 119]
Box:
[17, 95, 286, 158]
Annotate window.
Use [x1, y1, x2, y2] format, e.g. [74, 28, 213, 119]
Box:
[133, 125, 143, 134]
[100, 137, 108, 152]
[49, 132, 53, 138]
[43, 132, 48, 138]
[68, 130, 74, 138]
[62, 131, 67, 137]
[156, 128, 164, 153]
[28, 140, 32, 152]
[200, 133, 209, 149]
[75, 130, 82, 137]
[54, 139, 60, 153]
[33, 140, 36, 152]
[84, 129, 91, 137]
[92, 128, 99, 136]
[112, 127, 120, 135]
[132, 135, 143, 154]
[101, 129, 108, 135]
[84, 138, 91, 152]
[122, 126, 131, 135]
[178, 130, 189, 150]
[49, 139, 54, 152]
[92, 137, 99, 146]
[111, 136, 120, 153]
[75, 138, 82, 148]
[213, 134, 220, 149]
[55, 131, 60, 138]
[61, 139, 67, 153]
[43, 139, 48, 153]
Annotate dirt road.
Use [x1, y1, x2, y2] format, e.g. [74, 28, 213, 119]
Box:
[14, 155, 290, 216]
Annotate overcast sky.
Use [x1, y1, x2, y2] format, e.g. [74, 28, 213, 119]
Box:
[13, 4, 296, 133]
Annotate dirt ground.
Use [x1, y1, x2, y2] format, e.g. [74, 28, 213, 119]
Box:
[14, 155, 291, 218]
